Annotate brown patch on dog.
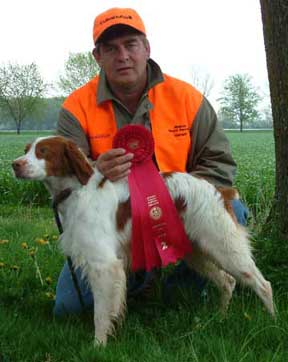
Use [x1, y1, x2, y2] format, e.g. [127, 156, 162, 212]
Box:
[35, 136, 93, 185]
[98, 177, 107, 189]
[217, 187, 239, 201]
[118, 240, 132, 272]
[217, 187, 239, 223]
[116, 198, 131, 231]
[161, 172, 175, 179]
[174, 196, 187, 214]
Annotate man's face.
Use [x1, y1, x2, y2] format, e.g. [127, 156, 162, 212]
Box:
[94, 34, 150, 91]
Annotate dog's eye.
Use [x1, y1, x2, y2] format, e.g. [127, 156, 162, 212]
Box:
[35, 144, 50, 159]
[39, 147, 48, 155]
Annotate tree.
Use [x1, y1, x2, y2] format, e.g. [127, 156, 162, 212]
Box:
[0, 62, 47, 134]
[58, 52, 100, 95]
[190, 66, 214, 98]
[217, 108, 238, 129]
[218, 74, 261, 131]
[260, 0, 288, 237]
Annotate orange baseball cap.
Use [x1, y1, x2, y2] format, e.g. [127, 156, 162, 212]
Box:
[93, 8, 146, 44]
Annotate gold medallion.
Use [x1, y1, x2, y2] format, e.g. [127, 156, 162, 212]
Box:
[149, 206, 162, 220]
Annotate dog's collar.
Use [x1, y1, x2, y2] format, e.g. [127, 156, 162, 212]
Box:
[52, 188, 72, 235]
[51, 188, 85, 310]
[52, 188, 72, 209]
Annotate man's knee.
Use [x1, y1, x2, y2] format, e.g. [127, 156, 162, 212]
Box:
[231, 199, 249, 226]
[53, 262, 93, 316]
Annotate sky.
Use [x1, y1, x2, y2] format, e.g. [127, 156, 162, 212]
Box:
[0, 0, 268, 108]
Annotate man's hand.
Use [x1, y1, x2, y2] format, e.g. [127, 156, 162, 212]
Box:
[96, 148, 134, 182]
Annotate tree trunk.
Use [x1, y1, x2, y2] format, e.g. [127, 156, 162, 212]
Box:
[16, 122, 21, 134]
[240, 111, 243, 132]
[260, 0, 288, 237]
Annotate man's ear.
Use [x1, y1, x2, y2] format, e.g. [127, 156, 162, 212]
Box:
[92, 48, 102, 67]
[145, 39, 151, 60]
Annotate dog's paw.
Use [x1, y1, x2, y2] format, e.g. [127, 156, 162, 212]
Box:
[94, 334, 107, 347]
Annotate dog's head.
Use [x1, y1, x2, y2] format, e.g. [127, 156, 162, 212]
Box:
[12, 136, 93, 185]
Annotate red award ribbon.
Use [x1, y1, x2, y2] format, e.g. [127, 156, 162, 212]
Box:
[113, 125, 192, 271]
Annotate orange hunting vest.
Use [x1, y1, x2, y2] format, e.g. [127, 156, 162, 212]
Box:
[63, 74, 203, 172]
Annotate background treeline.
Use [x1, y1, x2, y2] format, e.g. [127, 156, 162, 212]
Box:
[0, 52, 273, 132]
[0, 97, 63, 131]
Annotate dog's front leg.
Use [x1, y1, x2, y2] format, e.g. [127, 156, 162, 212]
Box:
[88, 259, 126, 346]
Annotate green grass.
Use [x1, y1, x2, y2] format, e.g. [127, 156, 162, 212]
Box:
[1, 297, 288, 362]
[1, 130, 288, 361]
[227, 131, 275, 229]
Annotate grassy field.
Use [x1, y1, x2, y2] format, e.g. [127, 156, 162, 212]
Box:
[1, 131, 287, 362]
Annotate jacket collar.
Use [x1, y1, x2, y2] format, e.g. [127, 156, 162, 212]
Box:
[96, 58, 164, 105]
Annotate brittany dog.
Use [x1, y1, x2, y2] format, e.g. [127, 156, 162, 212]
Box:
[12, 135, 275, 346]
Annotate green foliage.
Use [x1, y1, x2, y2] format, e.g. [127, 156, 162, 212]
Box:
[225, 131, 288, 286]
[0, 131, 275, 211]
[0, 129, 277, 232]
[1, 131, 288, 361]
[0, 97, 64, 131]
[218, 74, 261, 131]
[0, 204, 287, 361]
[58, 52, 100, 96]
[0, 63, 48, 134]
[1, 284, 287, 361]
[227, 131, 275, 229]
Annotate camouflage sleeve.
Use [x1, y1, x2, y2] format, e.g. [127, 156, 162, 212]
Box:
[57, 108, 90, 157]
[187, 97, 237, 187]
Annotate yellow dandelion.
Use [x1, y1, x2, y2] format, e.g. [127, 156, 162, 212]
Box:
[35, 238, 49, 245]
[0, 239, 9, 245]
[0, 262, 5, 268]
[45, 276, 52, 285]
[52, 235, 58, 240]
[29, 247, 36, 257]
[10, 265, 20, 271]
[45, 292, 55, 300]
[21, 242, 28, 249]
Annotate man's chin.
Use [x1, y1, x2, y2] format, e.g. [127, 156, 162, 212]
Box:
[115, 78, 136, 89]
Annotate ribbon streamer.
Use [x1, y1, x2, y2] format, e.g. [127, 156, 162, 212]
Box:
[113, 125, 192, 271]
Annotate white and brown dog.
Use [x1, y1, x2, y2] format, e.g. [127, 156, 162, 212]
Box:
[12, 136, 274, 345]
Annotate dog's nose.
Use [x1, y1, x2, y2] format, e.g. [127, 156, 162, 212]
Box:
[12, 161, 19, 171]
[12, 159, 25, 171]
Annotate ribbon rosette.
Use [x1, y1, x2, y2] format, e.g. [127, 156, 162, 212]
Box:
[113, 125, 192, 271]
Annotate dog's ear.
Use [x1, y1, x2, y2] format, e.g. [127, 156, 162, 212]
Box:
[24, 143, 32, 154]
[64, 141, 93, 185]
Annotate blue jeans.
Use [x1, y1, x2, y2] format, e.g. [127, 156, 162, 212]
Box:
[53, 199, 248, 316]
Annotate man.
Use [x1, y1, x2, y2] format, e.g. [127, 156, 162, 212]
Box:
[54, 7, 248, 315]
